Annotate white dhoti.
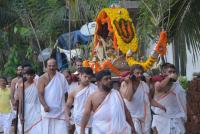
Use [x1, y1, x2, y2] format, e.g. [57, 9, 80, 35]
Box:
[152, 82, 187, 134]
[42, 117, 67, 134]
[73, 83, 97, 134]
[92, 89, 131, 134]
[41, 71, 69, 134]
[152, 115, 185, 134]
[124, 81, 151, 134]
[0, 113, 12, 134]
[74, 124, 89, 134]
[23, 83, 42, 134]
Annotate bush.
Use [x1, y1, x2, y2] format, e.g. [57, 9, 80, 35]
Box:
[178, 76, 189, 90]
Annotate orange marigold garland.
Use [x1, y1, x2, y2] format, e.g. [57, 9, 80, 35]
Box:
[121, 19, 128, 38]
[83, 60, 122, 76]
[101, 60, 122, 76]
[113, 35, 118, 50]
[155, 31, 167, 56]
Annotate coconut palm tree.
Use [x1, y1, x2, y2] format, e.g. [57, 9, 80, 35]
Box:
[137, 0, 200, 75]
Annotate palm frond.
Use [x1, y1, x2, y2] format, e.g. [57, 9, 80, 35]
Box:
[137, 0, 200, 75]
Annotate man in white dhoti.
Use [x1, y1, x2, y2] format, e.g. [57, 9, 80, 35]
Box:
[120, 64, 166, 134]
[37, 58, 69, 134]
[152, 63, 186, 134]
[0, 77, 13, 134]
[62, 69, 78, 134]
[18, 68, 42, 134]
[65, 67, 97, 134]
[11, 64, 39, 106]
[81, 70, 136, 134]
[12, 64, 40, 133]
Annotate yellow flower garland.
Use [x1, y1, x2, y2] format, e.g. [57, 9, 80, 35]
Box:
[96, 8, 138, 54]
[126, 56, 157, 71]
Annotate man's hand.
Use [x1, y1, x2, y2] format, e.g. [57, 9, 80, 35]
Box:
[44, 105, 50, 112]
[160, 105, 167, 112]
[66, 116, 73, 124]
[131, 126, 136, 134]
[19, 114, 24, 123]
[80, 131, 85, 134]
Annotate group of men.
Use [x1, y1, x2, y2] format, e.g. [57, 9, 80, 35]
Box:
[0, 58, 186, 134]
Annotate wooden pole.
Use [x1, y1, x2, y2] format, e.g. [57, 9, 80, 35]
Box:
[22, 77, 25, 134]
[14, 100, 19, 134]
[66, 0, 71, 67]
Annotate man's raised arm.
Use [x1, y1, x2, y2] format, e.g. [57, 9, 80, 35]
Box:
[154, 73, 177, 93]
[120, 80, 134, 101]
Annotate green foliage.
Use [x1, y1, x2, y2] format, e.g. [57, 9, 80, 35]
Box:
[14, 26, 30, 38]
[68, 0, 109, 22]
[0, 0, 112, 76]
[25, 46, 33, 59]
[3, 45, 20, 77]
[12, 0, 67, 41]
[25, 46, 40, 73]
[0, 6, 17, 29]
[178, 76, 189, 90]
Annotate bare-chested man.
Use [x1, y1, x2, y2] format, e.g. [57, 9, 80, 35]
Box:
[65, 67, 97, 134]
[152, 63, 186, 134]
[37, 58, 69, 134]
[62, 69, 78, 134]
[120, 64, 166, 134]
[11, 65, 23, 109]
[81, 70, 136, 134]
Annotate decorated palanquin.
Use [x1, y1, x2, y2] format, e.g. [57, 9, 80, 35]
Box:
[83, 7, 167, 76]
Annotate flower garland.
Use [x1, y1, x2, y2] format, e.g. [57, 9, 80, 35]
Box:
[126, 55, 157, 71]
[89, 7, 168, 75]
[94, 8, 138, 54]
[126, 31, 167, 70]
[113, 19, 134, 44]
[155, 31, 167, 56]
[83, 60, 122, 76]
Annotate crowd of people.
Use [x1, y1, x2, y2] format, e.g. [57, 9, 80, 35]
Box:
[0, 57, 187, 134]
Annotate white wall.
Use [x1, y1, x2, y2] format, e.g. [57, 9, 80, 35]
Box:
[186, 46, 200, 80]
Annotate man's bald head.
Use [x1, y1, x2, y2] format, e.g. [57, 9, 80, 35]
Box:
[47, 58, 57, 65]
[47, 58, 57, 74]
